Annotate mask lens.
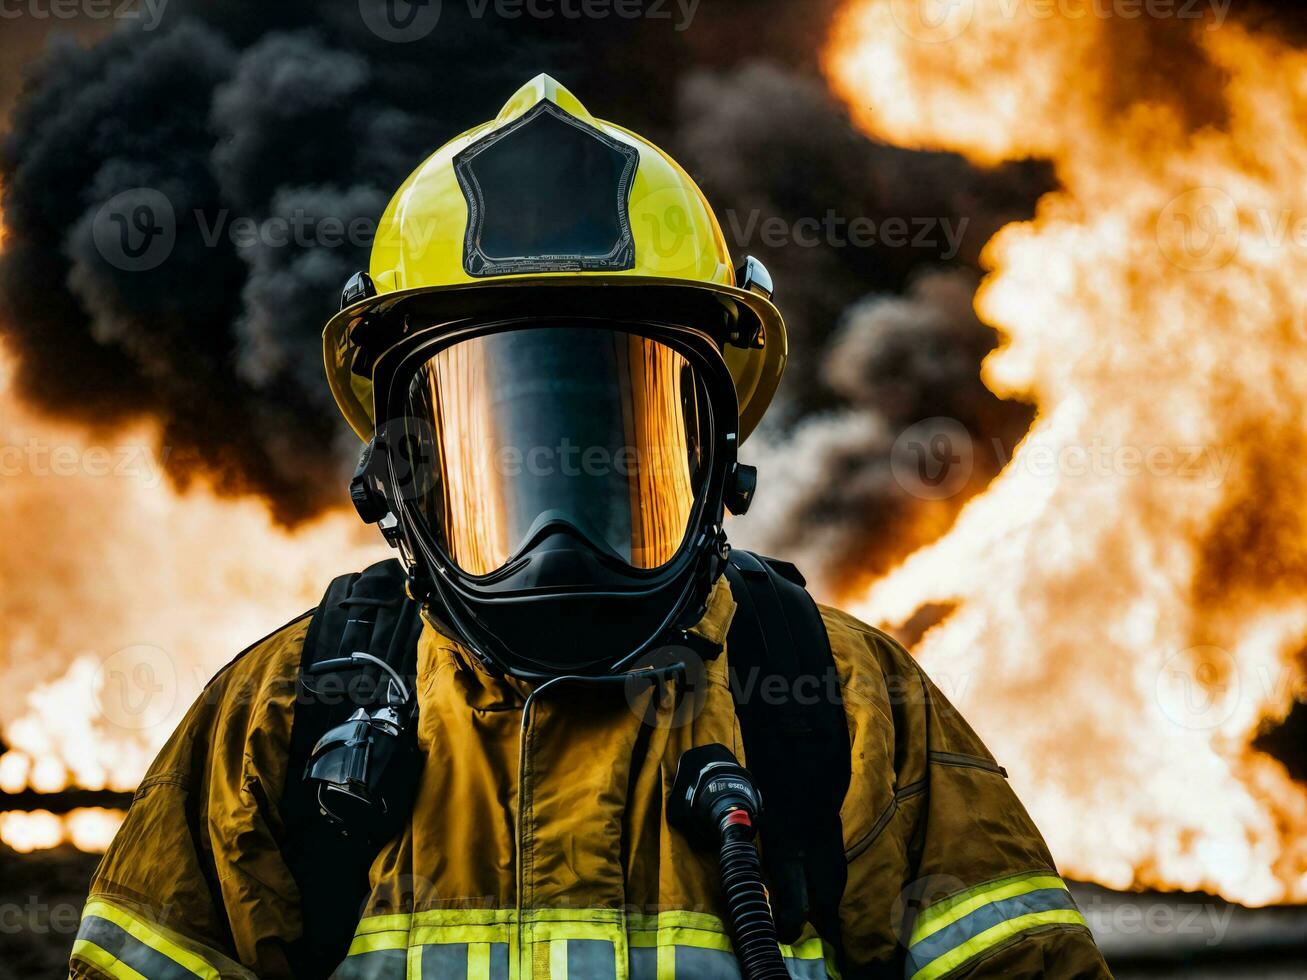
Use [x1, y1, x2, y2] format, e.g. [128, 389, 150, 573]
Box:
[402, 326, 710, 576]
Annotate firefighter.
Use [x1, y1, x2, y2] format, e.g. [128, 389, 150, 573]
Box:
[69, 75, 1111, 980]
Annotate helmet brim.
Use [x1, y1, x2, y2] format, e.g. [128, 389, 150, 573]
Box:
[323, 275, 786, 445]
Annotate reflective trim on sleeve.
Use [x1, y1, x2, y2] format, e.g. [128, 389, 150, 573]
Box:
[73, 900, 221, 980]
[906, 872, 1089, 980]
[70, 940, 149, 980]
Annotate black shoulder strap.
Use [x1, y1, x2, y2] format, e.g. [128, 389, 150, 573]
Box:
[279, 558, 423, 979]
[724, 550, 851, 955]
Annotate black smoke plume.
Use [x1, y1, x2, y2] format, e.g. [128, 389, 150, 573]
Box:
[0, 0, 1041, 589]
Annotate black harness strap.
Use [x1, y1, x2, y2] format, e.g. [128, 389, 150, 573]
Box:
[724, 551, 851, 954]
[279, 559, 423, 979]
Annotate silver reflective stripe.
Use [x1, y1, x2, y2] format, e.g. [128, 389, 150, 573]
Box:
[628, 947, 658, 980]
[330, 947, 407, 980]
[77, 916, 203, 980]
[674, 947, 742, 979]
[421, 943, 468, 979]
[489, 942, 510, 980]
[785, 953, 829, 980]
[906, 887, 1079, 978]
[567, 939, 616, 979]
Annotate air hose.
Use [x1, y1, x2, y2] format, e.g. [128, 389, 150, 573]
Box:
[669, 744, 791, 980]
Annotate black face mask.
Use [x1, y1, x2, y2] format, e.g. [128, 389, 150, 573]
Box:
[378, 319, 739, 679]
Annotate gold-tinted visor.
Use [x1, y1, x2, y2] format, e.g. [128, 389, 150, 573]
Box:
[401, 326, 711, 577]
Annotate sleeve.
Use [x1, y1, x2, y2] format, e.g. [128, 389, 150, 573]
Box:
[69, 618, 310, 980]
[824, 610, 1111, 980]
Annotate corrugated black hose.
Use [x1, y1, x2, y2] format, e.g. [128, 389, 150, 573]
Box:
[669, 743, 792, 980]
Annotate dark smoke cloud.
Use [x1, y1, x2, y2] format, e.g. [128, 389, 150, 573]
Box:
[0, 1, 1045, 588]
[0, 8, 569, 520]
[673, 64, 1038, 593]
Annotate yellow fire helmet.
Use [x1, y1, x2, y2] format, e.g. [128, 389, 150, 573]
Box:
[323, 74, 788, 677]
[323, 73, 786, 448]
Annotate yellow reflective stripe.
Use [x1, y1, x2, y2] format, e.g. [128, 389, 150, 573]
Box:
[910, 909, 1087, 980]
[657, 944, 675, 980]
[71, 940, 149, 980]
[343, 907, 835, 978]
[784, 937, 828, 962]
[908, 872, 1067, 946]
[467, 943, 492, 980]
[357, 913, 419, 934]
[82, 900, 220, 980]
[348, 929, 411, 956]
[626, 910, 728, 935]
[412, 924, 511, 946]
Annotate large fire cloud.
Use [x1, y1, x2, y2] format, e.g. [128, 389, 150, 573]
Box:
[827, 0, 1307, 904]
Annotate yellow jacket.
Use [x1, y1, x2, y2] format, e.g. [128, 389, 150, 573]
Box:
[69, 576, 1110, 980]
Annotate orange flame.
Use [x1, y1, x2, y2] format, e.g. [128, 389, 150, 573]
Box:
[0, 339, 386, 849]
[0, 808, 123, 853]
[827, 3, 1307, 903]
[0, 185, 387, 851]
